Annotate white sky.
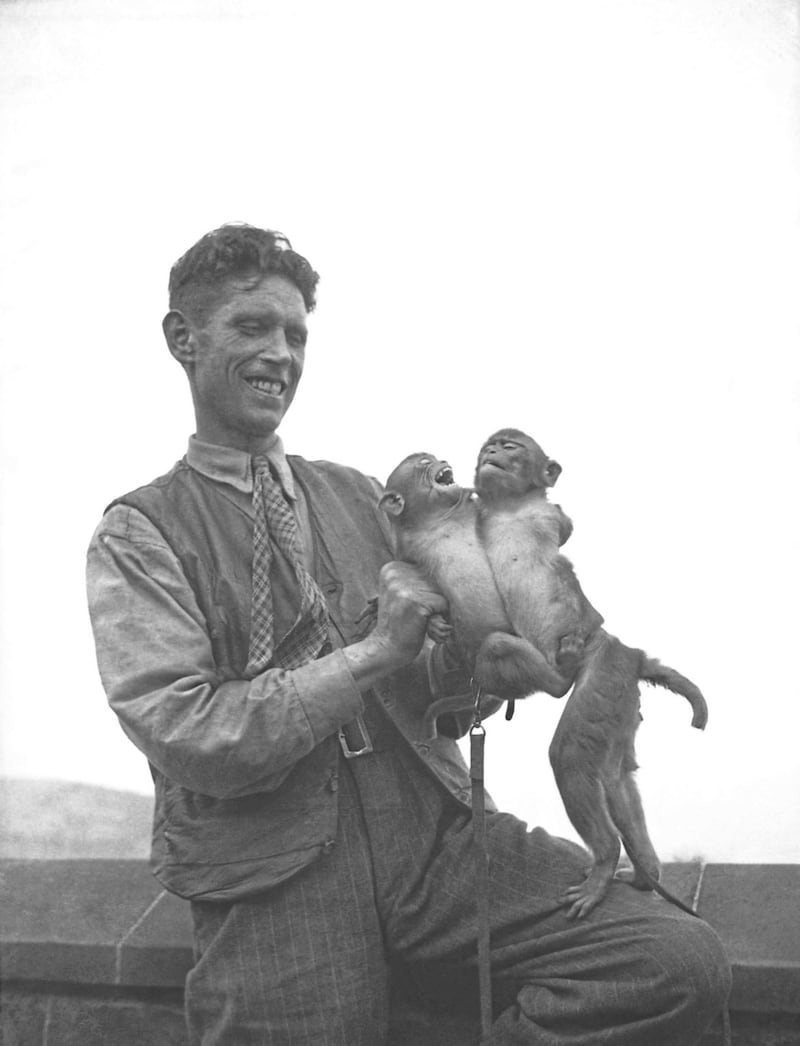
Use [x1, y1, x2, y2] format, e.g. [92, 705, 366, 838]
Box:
[1, 0, 798, 862]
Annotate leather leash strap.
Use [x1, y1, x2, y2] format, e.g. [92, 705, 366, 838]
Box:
[470, 685, 493, 1042]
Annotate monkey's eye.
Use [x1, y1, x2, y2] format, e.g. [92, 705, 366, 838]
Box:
[502, 442, 520, 451]
[419, 457, 432, 466]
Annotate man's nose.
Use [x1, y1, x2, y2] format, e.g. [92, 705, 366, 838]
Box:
[258, 328, 291, 363]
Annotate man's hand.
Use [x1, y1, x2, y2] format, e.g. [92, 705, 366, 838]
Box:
[371, 562, 450, 666]
[342, 562, 449, 690]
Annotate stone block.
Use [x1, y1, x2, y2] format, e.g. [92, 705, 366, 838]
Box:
[0, 985, 49, 1046]
[698, 864, 800, 1014]
[46, 994, 187, 1046]
[0, 859, 162, 984]
[118, 890, 193, 987]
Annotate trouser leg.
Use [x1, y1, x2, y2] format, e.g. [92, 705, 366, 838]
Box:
[184, 701, 730, 1046]
[184, 767, 391, 1046]
[348, 743, 731, 1046]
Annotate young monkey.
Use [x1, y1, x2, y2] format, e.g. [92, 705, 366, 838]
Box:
[475, 428, 708, 918]
[378, 453, 581, 708]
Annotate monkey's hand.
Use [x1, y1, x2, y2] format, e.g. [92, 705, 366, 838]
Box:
[426, 613, 453, 644]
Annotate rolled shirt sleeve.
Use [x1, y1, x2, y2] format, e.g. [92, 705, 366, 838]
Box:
[87, 504, 365, 799]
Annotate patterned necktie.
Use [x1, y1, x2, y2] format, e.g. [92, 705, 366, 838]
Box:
[246, 456, 330, 675]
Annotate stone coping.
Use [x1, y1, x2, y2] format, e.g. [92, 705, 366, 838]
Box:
[1, 860, 798, 1014]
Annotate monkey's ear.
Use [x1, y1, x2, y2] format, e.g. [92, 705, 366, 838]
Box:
[544, 459, 562, 486]
[379, 491, 406, 517]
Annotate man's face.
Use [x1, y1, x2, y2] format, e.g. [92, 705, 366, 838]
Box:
[185, 273, 308, 452]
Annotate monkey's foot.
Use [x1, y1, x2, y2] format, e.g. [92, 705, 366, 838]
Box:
[426, 613, 453, 644]
[555, 633, 585, 679]
[616, 865, 661, 892]
[559, 869, 613, 920]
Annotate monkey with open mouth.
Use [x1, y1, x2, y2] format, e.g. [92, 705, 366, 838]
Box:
[379, 433, 707, 919]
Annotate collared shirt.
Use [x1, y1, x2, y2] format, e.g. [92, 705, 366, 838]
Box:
[185, 434, 314, 569]
[86, 438, 366, 799]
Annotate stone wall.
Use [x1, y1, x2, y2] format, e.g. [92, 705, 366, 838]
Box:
[2, 860, 799, 1045]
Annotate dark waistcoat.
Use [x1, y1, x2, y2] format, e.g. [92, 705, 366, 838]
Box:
[113, 456, 474, 900]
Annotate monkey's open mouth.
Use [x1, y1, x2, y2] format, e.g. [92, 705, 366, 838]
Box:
[434, 465, 454, 485]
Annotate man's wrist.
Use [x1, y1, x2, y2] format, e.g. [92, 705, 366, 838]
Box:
[342, 633, 409, 691]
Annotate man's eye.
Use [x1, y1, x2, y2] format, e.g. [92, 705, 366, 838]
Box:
[238, 324, 261, 336]
[287, 332, 307, 349]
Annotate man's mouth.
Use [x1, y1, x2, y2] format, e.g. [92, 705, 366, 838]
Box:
[245, 377, 286, 397]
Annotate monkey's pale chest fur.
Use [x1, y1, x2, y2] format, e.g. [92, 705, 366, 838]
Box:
[479, 498, 600, 664]
[397, 500, 513, 657]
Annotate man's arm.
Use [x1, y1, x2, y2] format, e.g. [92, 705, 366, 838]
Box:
[87, 506, 445, 800]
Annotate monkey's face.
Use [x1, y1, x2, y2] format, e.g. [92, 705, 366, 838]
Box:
[380, 453, 463, 524]
[475, 430, 561, 500]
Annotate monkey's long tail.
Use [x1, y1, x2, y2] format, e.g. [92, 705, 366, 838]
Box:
[639, 657, 708, 730]
[617, 839, 700, 918]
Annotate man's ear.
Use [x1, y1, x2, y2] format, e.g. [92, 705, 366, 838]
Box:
[162, 309, 196, 366]
[378, 491, 405, 517]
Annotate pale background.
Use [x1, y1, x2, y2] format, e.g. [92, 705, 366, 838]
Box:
[1, 0, 798, 863]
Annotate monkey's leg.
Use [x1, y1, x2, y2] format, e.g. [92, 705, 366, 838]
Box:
[550, 763, 622, 920]
[608, 762, 700, 916]
[555, 631, 586, 679]
[606, 763, 662, 890]
[476, 632, 572, 700]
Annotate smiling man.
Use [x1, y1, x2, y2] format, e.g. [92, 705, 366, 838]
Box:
[87, 224, 730, 1046]
[164, 267, 309, 452]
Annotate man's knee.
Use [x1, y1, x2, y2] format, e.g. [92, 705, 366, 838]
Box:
[666, 916, 732, 1021]
[505, 911, 731, 1045]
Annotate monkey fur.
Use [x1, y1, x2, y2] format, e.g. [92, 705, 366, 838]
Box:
[378, 453, 580, 709]
[474, 428, 708, 918]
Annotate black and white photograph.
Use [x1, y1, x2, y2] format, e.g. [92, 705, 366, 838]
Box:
[1, 1, 798, 1043]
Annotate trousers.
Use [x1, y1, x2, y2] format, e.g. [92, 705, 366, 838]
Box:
[185, 700, 730, 1045]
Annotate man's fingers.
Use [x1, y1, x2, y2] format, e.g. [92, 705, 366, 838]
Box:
[379, 561, 446, 610]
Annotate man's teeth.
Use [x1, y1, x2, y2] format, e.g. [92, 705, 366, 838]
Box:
[248, 378, 283, 395]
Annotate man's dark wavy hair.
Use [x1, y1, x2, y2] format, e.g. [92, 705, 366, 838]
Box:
[168, 223, 320, 320]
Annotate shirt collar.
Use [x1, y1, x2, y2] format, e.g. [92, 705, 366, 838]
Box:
[186, 434, 297, 500]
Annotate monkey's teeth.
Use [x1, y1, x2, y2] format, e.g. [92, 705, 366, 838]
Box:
[435, 466, 454, 485]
